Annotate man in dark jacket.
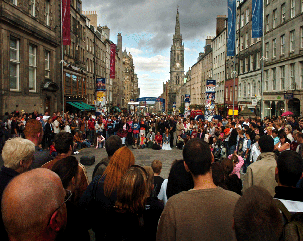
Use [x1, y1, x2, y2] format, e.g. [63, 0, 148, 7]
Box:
[275, 150, 303, 210]
[228, 122, 238, 155]
[24, 119, 53, 169]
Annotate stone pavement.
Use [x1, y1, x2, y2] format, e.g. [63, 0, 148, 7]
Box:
[74, 146, 183, 182]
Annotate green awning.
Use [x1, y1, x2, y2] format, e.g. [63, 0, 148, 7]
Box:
[67, 102, 95, 111]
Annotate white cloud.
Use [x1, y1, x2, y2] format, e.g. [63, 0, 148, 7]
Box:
[134, 55, 169, 72]
[125, 47, 144, 56]
[184, 47, 197, 52]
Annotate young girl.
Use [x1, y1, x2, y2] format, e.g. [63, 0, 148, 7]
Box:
[49, 141, 57, 157]
[96, 134, 106, 149]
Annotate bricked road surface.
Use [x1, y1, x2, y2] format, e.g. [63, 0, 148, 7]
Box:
[75, 146, 183, 182]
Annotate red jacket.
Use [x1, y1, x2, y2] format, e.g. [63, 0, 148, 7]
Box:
[155, 135, 163, 144]
[88, 119, 95, 130]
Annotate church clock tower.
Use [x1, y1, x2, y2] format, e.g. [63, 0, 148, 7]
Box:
[169, 8, 184, 112]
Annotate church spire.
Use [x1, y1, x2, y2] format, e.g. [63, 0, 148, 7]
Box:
[175, 7, 181, 37]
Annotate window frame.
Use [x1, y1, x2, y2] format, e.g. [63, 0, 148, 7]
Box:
[280, 65, 285, 90]
[281, 35, 285, 55]
[273, 38, 277, 58]
[30, 0, 36, 17]
[290, 30, 295, 52]
[281, 3, 286, 23]
[29, 44, 37, 92]
[45, 50, 50, 78]
[9, 37, 20, 91]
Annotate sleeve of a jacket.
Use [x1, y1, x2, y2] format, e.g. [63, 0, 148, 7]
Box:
[242, 167, 253, 194]
[156, 200, 176, 241]
[74, 164, 89, 204]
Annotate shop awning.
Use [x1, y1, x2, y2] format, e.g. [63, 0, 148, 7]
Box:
[67, 102, 95, 111]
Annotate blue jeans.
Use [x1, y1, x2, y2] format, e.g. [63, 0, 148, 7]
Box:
[229, 145, 236, 156]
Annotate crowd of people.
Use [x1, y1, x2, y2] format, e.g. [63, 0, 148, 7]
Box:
[0, 109, 303, 240]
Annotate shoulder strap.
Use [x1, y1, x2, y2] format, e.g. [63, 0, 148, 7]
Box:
[274, 199, 292, 222]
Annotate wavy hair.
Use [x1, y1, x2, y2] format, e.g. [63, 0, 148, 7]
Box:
[102, 146, 135, 197]
[115, 166, 148, 213]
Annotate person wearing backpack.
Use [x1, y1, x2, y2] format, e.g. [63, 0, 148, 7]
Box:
[274, 150, 303, 208]
[274, 150, 303, 241]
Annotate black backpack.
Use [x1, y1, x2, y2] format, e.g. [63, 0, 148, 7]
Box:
[275, 199, 303, 241]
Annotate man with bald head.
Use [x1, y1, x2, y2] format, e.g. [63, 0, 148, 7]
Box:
[1, 168, 68, 241]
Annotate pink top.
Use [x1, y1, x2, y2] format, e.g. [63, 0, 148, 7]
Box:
[228, 154, 244, 179]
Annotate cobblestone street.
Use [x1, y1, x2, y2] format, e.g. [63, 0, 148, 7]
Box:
[75, 146, 183, 182]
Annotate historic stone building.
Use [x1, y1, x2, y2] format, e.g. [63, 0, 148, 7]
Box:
[122, 50, 140, 108]
[236, 0, 262, 115]
[111, 33, 124, 108]
[0, 0, 62, 116]
[212, 16, 227, 106]
[263, 0, 303, 117]
[168, 9, 184, 112]
[63, 0, 89, 112]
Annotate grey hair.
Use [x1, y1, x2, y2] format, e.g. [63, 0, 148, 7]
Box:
[1, 138, 35, 170]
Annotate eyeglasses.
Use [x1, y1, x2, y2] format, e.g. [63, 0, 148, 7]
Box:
[47, 189, 72, 226]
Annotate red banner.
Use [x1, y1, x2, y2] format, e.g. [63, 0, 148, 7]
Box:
[62, 0, 71, 45]
[110, 44, 116, 79]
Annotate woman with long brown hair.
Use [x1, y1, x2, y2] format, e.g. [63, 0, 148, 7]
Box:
[100, 166, 149, 241]
[79, 146, 135, 237]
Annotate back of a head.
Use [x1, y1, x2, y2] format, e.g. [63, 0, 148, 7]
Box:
[183, 138, 212, 176]
[143, 166, 154, 191]
[103, 146, 135, 197]
[105, 135, 123, 157]
[166, 160, 194, 199]
[211, 162, 227, 189]
[55, 132, 74, 154]
[234, 186, 283, 241]
[259, 135, 274, 152]
[221, 158, 234, 177]
[115, 166, 148, 213]
[1, 137, 35, 170]
[151, 160, 162, 174]
[24, 119, 42, 139]
[52, 156, 79, 189]
[277, 150, 303, 187]
[2, 168, 64, 240]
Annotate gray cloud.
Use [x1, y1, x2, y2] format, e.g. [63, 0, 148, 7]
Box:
[82, 0, 227, 53]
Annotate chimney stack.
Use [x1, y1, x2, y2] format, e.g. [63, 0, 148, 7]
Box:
[216, 15, 227, 36]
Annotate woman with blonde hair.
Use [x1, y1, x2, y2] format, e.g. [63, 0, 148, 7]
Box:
[100, 166, 149, 240]
[79, 146, 135, 236]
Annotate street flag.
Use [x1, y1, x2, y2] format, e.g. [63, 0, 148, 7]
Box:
[252, 0, 263, 38]
[110, 44, 116, 79]
[227, 0, 236, 56]
[62, 0, 71, 45]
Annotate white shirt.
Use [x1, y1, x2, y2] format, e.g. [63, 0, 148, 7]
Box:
[52, 120, 60, 134]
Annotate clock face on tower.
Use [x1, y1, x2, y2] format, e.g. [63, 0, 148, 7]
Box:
[175, 62, 181, 68]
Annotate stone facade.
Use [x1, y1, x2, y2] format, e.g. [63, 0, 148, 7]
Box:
[263, 0, 303, 117]
[0, 0, 61, 116]
[122, 50, 140, 108]
[212, 16, 227, 105]
[169, 9, 184, 112]
[236, 0, 262, 115]
[111, 33, 124, 108]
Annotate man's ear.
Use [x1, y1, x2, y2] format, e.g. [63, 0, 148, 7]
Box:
[49, 210, 65, 232]
[183, 161, 190, 173]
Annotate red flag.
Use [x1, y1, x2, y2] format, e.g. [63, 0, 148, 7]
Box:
[110, 44, 116, 79]
[62, 0, 71, 45]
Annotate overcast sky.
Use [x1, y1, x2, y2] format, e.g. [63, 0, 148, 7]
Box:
[82, 0, 227, 97]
